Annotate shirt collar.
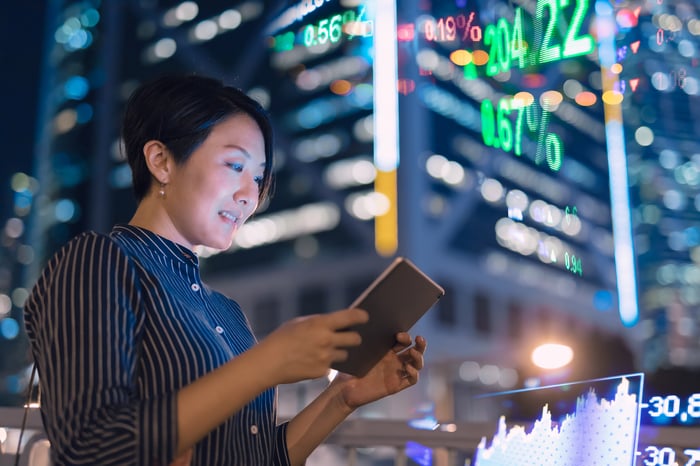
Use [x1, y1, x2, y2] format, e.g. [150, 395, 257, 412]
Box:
[111, 224, 200, 266]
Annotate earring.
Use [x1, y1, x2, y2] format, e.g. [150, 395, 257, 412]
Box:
[158, 183, 166, 198]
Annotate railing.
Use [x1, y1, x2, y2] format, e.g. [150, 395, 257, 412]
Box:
[1, 407, 699, 466]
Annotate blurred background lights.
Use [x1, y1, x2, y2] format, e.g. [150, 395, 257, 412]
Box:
[4, 218, 24, 239]
[0, 294, 11, 317]
[346, 191, 391, 220]
[449, 49, 471, 66]
[64, 75, 89, 100]
[480, 178, 504, 203]
[154, 38, 177, 59]
[218, 9, 242, 30]
[0, 318, 20, 340]
[163, 1, 199, 27]
[11, 288, 28, 308]
[659, 149, 680, 169]
[16, 244, 35, 265]
[634, 126, 654, 146]
[498, 368, 518, 388]
[416, 49, 439, 71]
[459, 361, 480, 382]
[192, 19, 219, 42]
[54, 108, 78, 134]
[601, 89, 623, 105]
[176, 1, 199, 21]
[662, 189, 685, 211]
[478, 364, 500, 385]
[574, 91, 597, 106]
[531, 343, 574, 369]
[323, 158, 376, 189]
[80, 8, 100, 27]
[55, 198, 78, 222]
[425, 154, 465, 186]
[562, 79, 583, 98]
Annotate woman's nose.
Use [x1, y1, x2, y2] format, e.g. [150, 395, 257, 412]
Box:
[234, 174, 257, 206]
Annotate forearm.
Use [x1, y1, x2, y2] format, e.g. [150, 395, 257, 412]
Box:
[286, 378, 355, 466]
[175, 343, 276, 455]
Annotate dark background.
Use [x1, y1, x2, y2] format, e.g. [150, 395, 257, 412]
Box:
[0, 1, 46, 220]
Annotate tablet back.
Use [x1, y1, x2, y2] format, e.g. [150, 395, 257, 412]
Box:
[332, 257, 444, 377]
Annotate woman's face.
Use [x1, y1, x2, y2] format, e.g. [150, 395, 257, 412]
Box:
[162, 113, 266, 250]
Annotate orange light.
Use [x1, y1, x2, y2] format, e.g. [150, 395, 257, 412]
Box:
[531, 343, 574, 370]
[374, 169, 398, 256]
[450, 49, 472, 66]
[602, 90, 624, 105]
[471, 50, 489, 66]
[330, 79, 352, 95]
[575, 91, 597, 107]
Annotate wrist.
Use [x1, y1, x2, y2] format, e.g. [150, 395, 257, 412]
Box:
[327, 374, 357, 415]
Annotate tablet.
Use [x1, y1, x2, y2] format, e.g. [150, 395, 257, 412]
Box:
[331, 257, 445, 377]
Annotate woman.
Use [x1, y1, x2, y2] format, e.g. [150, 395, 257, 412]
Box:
[23, 74, 427, 466]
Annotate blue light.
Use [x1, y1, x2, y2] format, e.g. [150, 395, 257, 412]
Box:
[405, 441, 432, 466]
[76, 102, 93, 123]
[80, 8, 100, 27]
[5, 375, 22, 394]
[0, 318, 20, 340]
[64, 76, 90, 100]
[55, 199, 77, 222]
[593, 290, 614, 311]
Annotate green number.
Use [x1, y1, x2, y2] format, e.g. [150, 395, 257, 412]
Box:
[536, 0, 561, 64]
[514, 105, 525, 156]
[511, 8, 527, 68]
[561, 0, 594, 58]
[303, 24, 315, 47]
[330, 14, 342, 42]
[274, 31, 295, 51]
[318, 18, 330, 44]
[545, 133, 563, 171]
[497, 98, 513, 152]
[496, 18, 511, 72]
[342, 9, 355, 24]
[484, 25, 500, 76]
[481, 100, 496, 147]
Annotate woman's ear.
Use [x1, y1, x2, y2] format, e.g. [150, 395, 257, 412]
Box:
[142, 140, 172, 185]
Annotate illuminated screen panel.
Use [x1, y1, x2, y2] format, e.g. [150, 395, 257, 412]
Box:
[396, 0, 626, 316]
[471, 374, 700, 466]
[473, 375, 644, 466]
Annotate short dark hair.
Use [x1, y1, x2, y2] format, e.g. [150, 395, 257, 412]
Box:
[121, 74, 274, 203]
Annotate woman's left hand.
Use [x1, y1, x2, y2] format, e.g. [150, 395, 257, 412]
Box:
[334, 333, 427, 410]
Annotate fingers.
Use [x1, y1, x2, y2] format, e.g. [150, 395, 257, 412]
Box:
[397, 335, 426, 370]
[332, 329, 362, 348]
[324, 308, 369, 330]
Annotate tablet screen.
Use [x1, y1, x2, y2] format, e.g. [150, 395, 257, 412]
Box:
[331, 257, 444, 377]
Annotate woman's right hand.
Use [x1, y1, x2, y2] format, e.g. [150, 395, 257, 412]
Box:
[259, 308, 369, 384]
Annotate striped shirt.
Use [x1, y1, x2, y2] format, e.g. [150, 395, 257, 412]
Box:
[24, 224, 291, 466]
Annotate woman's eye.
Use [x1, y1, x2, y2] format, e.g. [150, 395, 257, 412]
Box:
[227, 162, 243, 172]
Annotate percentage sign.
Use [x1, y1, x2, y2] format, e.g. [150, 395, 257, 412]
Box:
[457, 11, 481, 43]
[346, 5, 369, 40]
[523, 99, 563, 172]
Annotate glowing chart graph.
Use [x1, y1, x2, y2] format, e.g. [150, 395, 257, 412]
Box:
[473, 375, 643, 466]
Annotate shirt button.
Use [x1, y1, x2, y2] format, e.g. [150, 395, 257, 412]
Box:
[191, 283, 200, 291]
[250, 425, 258, 435]
[215, 326, 224, 334]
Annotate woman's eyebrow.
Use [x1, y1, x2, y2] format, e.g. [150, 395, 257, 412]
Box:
[223, 144, 265, 167]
